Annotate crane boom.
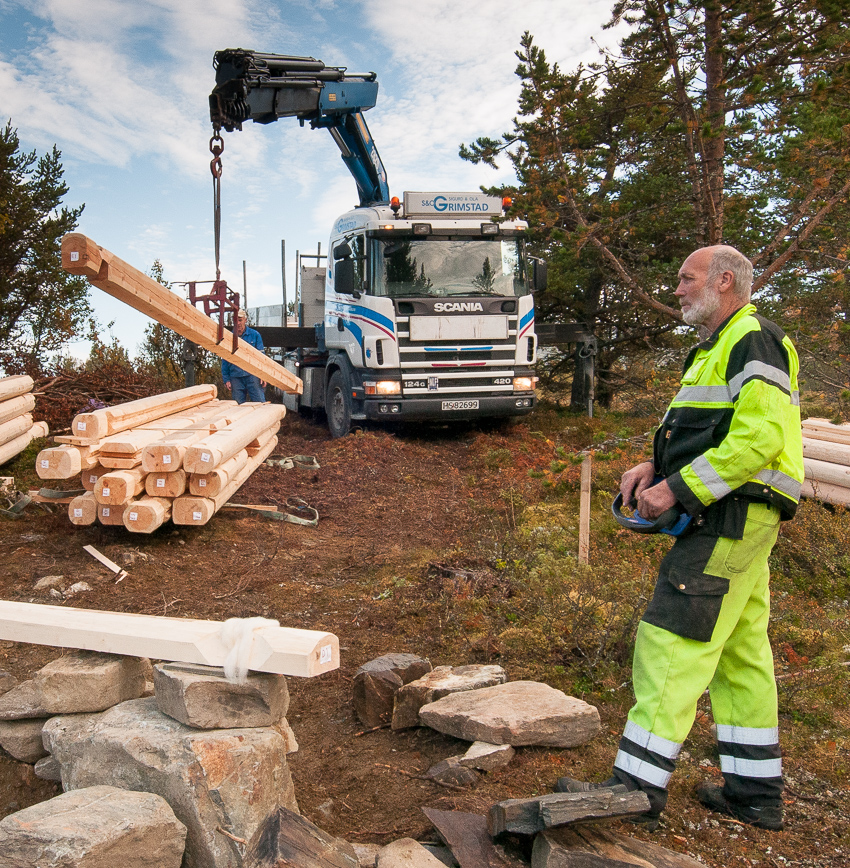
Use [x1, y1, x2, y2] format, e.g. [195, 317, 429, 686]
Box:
[209, 48, 389, 206]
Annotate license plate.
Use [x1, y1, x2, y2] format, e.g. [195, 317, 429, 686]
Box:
[442, 400, 479, 411]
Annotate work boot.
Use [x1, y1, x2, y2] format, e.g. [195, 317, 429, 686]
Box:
[554, 776, 660, 831]
[696, 782, 784, 831]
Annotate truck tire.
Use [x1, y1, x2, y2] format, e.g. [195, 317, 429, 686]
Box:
[326, 369, 352, 438]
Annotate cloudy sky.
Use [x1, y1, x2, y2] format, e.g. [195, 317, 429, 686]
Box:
[1, 0, 625, 357]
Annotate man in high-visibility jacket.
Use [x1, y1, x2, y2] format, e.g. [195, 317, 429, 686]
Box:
[557, 245, 803, 831]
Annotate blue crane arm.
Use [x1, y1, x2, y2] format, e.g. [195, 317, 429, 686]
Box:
[209, 49, 390, 206]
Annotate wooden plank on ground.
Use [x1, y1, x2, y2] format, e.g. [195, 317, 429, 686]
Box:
[62, 234, 303, 395]
[422, 809, 513, 868]
[0, 601, 339, 678]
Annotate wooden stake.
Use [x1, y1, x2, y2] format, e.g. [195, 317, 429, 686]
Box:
[578, 454, 592, 565]
[61, 234, 303, 394]
[0, 601, 339, 678]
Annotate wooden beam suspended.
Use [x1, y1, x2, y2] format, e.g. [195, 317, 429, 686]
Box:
[61, 234, 303, 395]
[0, 601, 339, 678]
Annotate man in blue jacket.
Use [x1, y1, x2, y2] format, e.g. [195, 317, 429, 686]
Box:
[222, 310, 266, 403]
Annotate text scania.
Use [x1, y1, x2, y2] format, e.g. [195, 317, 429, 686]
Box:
[433, 302, 484, 312]
[421, 196, 493, 213]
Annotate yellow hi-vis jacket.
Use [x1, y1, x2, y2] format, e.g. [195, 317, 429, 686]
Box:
[656, 304, 803, 524]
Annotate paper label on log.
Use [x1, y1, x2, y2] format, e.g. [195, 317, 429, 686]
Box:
[201, 453, 211, 463]
[199, 479, 206, 487]
[41, 460, 48, 468]
[163, 455, 172, 464]
[70, 251, 79, 261]
[77, 422, 86, 431]
[320, 645, 332, 664]
[73, 509, 82, 517]
[89, 474, 98, 482]
[103, 508, 111, 516]
[156, 479, 165, 488]
[102, 487, 110, 496]
[129, 511, 138, 520]
[193, 511, 202, 520]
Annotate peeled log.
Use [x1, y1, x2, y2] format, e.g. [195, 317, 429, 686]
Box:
[0, 422, 48, 466]
[141, 403, 257, 472]
[0, 375, 34, 402]
[82, 466, 110, 491]
[0, 414, 33, 448]
[95, 468, 147, 505]
[802, 418, 850, 446]
[183, 407, 284, 473]
[61, 234, 302, 394]
[71, 385, 216, 441]
[97, 503, 127, 526]
[36, 444, 99, 479]
[145, 469, 187, 498]
[68, 492, 98, 525]
[803, 437, 850, 468]
[174, 435, 277, 525]
[189, 427, 277, 497]
[99, 402, 231, 454]
[124, 497, 172, 533]
[0, 393, 35, 426]
[802, 479, 850, 507]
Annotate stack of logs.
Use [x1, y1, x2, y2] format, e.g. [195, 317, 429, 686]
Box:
[802, 417, 850, 507]
[35, 385, 286, 532]
[0, 375, 49, 466]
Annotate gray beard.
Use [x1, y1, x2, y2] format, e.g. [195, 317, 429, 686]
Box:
[682, 294, 721, 327]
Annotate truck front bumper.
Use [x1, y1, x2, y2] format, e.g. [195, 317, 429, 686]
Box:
[362, 394, 536, 422]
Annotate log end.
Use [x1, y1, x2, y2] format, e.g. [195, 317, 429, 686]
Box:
[172, 496, 215, 526]
[61, 233, 105, 277]
[68, 493, 98, 525]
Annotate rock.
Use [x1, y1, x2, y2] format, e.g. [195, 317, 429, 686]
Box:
[0, 718, 49, 763]
[153, 662, 289, 729]
[488, 790, 651, 837]
[0, 784, 186, 868]
[422, 808, 515, 868]
[419, 681, 600, 747]
[0, 651, 148, 720]
[33, 755, 62, 782]
[352, 653, 432, 728]
[43, 697, 298, 868]
[353, 843, 382, 868]
[425, 757, 480, 788]
[391, 665, 507, 730]
[532, 825, 705, 868]
[377, 838, 450, 868]
[0, 670, 18, 696]
[65, 581, 93, 595]
[421, 845, 457, 867]
[459, 741, 515, 771]
[244, 805, 358, 868]
[275, 718, 299, 754]
[33, 575, 64, 591]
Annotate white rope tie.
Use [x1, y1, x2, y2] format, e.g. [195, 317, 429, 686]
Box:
[219, 617, 279, 683]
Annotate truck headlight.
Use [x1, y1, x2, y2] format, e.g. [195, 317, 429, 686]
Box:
[512, 376, 538, 392]
[365, 380, 402, 396]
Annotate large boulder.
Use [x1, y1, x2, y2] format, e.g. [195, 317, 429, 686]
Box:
[43, 697, 298, 868]
[0, 785, 186, 868]
[0, 651, 147, 720]
[391, 665, 507, 730]
[418, 681, 600, 747]
[351, 654, 432, 728]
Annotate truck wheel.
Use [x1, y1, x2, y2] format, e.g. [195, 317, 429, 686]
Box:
[327, 369, 352, 438]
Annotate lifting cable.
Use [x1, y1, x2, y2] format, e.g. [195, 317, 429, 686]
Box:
[210, 128, 225, 281]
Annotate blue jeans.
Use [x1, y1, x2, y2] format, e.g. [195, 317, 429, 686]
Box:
[230, 375, 265, 403]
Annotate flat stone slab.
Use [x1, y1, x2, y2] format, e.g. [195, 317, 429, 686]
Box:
[422, 808, 514, 868]
[43, 697, 297, 868]
[425, 757, 480, 788]
[459, 742, 515, 771]
[0, 651, 147, 720]
[352, 653, 432, 728]
[488, 790, 651, 837]
[419, 681, 600, 747]
[0, 784, 186, 868]
[0, 718, 49, 763]
[244, 806, 358, 868]
[392, 665, 507, 730]
[532, 826, 705, 868]
[153, 662, 290, 729]
[378, 838, 451, 868]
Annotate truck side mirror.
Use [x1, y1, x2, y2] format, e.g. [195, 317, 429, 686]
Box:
[532, 259, 548, 292]
[334, 242, 352, 261]
[334, 258, 356, 295]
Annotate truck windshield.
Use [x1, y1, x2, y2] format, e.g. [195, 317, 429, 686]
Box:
[372, 237, 528, 298]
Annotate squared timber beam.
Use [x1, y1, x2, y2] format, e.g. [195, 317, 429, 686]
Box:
[61, 234, 303, 395]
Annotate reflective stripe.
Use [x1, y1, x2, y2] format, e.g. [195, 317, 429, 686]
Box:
[728, 362, 792, 399]
[690, 455, 732, 499]
[754, 469, 802, 500]
[614, 750, 672, 788]
[791, 390, 800, 406]
[623, 720, 682, 760]
[720, 755, 783, 778]
[672, 385, 732, 405]
[715, 725, 779, 746]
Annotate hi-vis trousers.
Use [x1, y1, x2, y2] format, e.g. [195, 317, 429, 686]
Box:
[612, 502, 783, 814]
